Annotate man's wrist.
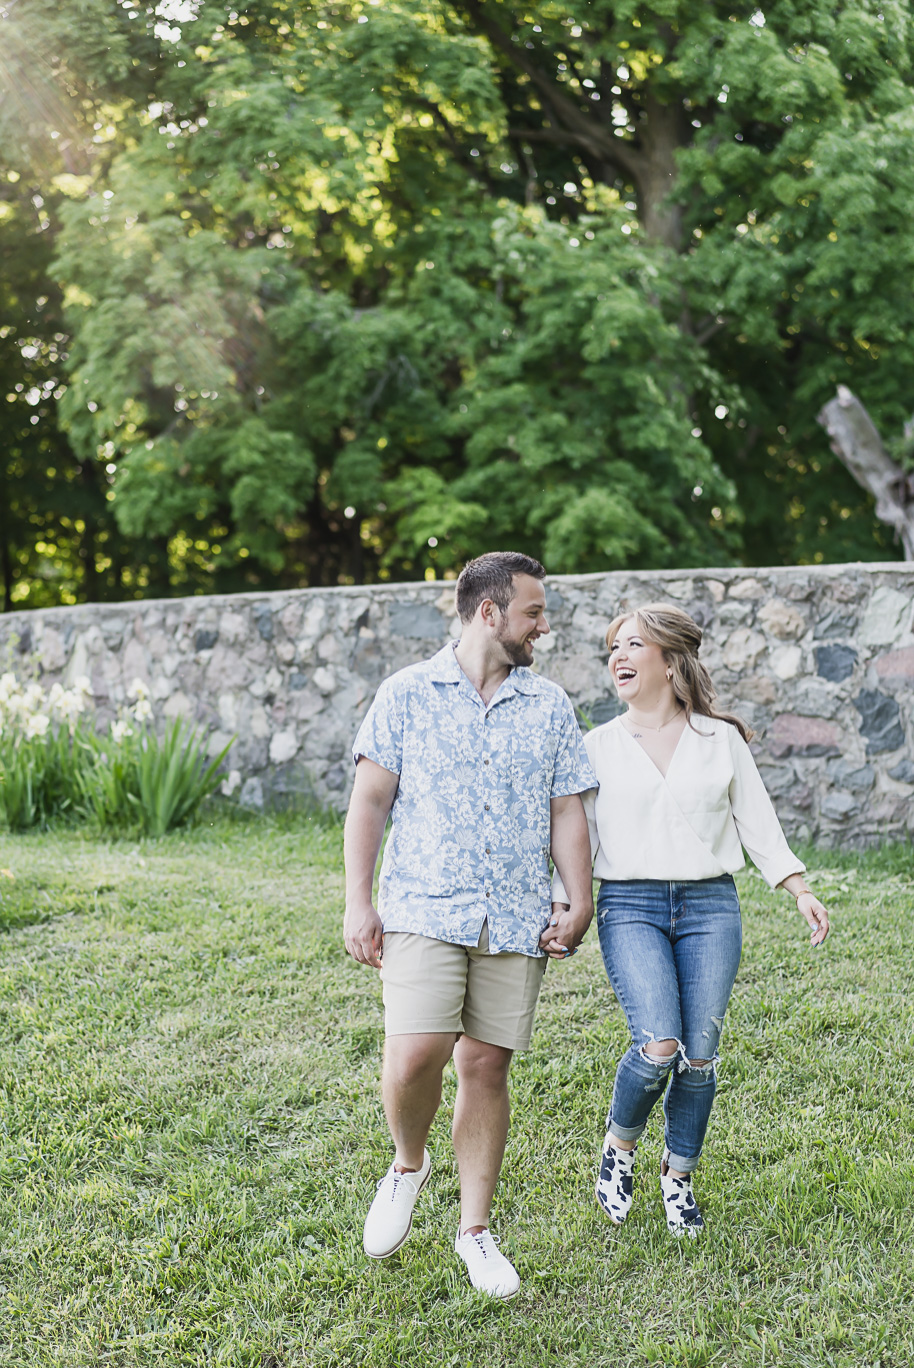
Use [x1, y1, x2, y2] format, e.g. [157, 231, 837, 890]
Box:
[564, 901, 594, 922]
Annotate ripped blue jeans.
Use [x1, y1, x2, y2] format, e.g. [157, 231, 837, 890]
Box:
[597, 876, 742, 1173]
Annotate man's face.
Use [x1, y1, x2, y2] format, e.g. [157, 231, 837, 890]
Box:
[493, 574, 550, 666]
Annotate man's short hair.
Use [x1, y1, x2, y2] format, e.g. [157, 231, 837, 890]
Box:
[455, 551, 546, 623]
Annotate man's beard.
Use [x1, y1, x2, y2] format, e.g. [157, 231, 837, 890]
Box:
[494, 616, 534, 667]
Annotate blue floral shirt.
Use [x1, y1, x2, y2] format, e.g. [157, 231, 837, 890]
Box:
[352, 642, 598, 956]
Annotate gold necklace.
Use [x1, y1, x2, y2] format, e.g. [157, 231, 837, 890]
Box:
[624, 708, 682, 739]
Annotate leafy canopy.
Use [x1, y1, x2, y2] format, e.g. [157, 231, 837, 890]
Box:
[1, 0, 910, 603]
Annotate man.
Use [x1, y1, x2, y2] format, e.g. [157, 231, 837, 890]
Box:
[343, 551, 597, 1299]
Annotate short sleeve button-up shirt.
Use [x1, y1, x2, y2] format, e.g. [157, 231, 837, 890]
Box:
[351, 642, 598, 956]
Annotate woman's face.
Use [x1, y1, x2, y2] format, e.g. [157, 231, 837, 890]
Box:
[608, 617, 672, 705]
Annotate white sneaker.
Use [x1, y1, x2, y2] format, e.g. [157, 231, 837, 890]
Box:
[454, 1228, 520, 1299]
[363, 1150, 431, 1259]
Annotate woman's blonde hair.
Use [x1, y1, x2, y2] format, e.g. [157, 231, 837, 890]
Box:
[606, 602, 753, 743]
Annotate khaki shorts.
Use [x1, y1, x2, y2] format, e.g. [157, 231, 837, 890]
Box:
[380, 921, 547, 1051]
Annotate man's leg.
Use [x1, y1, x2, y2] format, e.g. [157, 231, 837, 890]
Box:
[364, 934, 466, 1259]
[451, 1034, 513, 1233]
[451, 932, 545, 1298]
[383, 1031, 457, 1171]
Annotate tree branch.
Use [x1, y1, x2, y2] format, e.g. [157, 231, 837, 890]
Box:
[507, 125, 639, 180]
[817, 386, 914, 559]
[457, 0, 622, 167]
[414, 96, 497, 191]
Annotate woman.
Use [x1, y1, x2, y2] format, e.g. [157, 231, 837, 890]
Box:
[549, 603, 830, 1236]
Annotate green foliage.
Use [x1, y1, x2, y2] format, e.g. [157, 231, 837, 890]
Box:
[0, 673, 231, 834]
[0, 722, 93, 831]
[0, 675, 95, 829]
[89, 718, 233, 838]
[2, 0, 913, 604]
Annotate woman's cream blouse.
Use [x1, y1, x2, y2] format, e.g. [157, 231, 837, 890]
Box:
[551, 714, 805, 902]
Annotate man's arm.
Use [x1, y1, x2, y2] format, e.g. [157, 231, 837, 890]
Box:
[540, 792, 594, 958]
[343, 757, 400, 968]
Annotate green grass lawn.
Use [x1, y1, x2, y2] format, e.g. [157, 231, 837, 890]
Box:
[0, 818, 911, 1368]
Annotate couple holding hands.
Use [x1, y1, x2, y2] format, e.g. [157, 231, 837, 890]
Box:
[343, 552, 830, 1299]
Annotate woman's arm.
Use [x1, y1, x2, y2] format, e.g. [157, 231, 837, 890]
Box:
[778, 871, 830, 946]
[728, 729, 831, 946]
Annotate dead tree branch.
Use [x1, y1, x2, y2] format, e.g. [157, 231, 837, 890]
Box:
[817, 385, 914, 560]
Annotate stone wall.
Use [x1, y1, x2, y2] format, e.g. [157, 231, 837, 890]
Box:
[1, 563, 912, 846]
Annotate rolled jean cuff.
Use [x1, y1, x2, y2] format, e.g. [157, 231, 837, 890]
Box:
[665, 1147, 700, 1174]
[607, 1115, 646, 1144]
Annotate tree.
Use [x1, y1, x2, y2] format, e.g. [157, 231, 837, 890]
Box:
[1, 0, 911, 604]
[0, 0, 185, 607]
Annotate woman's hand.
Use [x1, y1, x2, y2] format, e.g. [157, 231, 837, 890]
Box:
[779, 874, 830, 948]
[797, 890, 830, 947]
[539, 901, 592, 960]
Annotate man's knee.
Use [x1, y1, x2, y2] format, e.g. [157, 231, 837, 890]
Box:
[454, 1035, 513, 1088]
[384, 1032, 455, 1083]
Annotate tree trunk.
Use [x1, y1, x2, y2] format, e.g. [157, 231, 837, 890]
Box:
[0, 476, 12, 612]
[0, 525, 11, 613]
[460, 4, 690, 249]
[636, 92, 688, 251]
[817, 386, 914, 560]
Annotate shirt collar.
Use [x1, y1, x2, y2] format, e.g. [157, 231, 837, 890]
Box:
[425, 641, 546, 695]
[426, 641, 464, 683]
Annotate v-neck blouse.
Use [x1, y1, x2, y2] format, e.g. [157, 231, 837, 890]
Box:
[551, 715, 804, 898]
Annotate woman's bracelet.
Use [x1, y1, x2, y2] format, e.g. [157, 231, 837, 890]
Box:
[794, 888, 812, 902]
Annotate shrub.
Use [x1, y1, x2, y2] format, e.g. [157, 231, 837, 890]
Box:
[0, 674, 232, 835]
[0, 675, 94, 830]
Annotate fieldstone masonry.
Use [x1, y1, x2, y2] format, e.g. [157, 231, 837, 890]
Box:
[1, 564, 912, 847]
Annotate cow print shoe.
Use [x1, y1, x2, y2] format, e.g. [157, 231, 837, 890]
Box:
[595, 1135, 637, 1224]
[660, 1148, 704, 1238]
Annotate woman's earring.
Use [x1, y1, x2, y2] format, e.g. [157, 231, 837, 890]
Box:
[666, 669, 673, 680]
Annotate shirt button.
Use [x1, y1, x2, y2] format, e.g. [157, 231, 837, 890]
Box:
[484, 803, 490, 811]
[484, 758, 490, 765]
[485, 848, 490, 854]
[486, 891, 491, 898]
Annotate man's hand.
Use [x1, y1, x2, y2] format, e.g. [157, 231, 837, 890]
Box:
[539, 900, 593, 959]
[344, 899, 384, 968]
[343, 756, 399, 970]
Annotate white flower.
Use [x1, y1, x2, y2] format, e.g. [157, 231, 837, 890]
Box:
[133, 697, 153, 722]
[63, 691, 86, 718]
[25, 712, 50, 740]
[0, 672, 21, 705]
[75, 675, 93, 696]
[221, 768, 242, 797]
[4, 693, 29, 719]
[111, 719, 133, 743]
[48, 683, 66, 710]
[23, 682, 46, 713]
[129, 678, 150, 701]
